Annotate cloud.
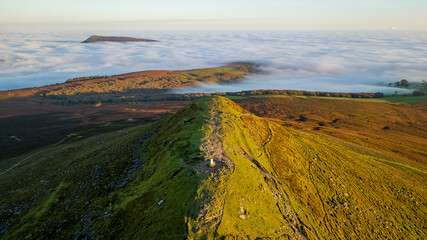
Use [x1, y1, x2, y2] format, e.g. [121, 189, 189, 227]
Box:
[0, 30, 426, 92]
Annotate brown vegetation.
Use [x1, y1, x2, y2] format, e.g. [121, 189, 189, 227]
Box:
[235, 97, 427, 168]
[0, 99, 189, 160]
[0, 64, 254, 159]
[0, 63, 253, 100]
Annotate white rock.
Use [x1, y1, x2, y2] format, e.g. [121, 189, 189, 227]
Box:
[208, 158, 215, 167]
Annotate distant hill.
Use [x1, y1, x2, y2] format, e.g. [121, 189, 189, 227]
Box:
[0, 96, 425, 239]
[0, 63, 255, 160]
[82, 35, 159, 43]
[0, 63, 254, 100]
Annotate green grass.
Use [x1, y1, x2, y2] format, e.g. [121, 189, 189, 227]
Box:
[381, 94, 427, 104]
[222, 95, 250, 100]
[0, 99, 213, 239]
[34, 182, 66, 220]
[201, 97, 425, 239]
[226, 93, 427, 104]
[169, 65, 250, 82]
[1, 96, 425, 239]
[0, 148, 45, 176]
[185, 97, 426, 239]
[226, 94, 392, 103]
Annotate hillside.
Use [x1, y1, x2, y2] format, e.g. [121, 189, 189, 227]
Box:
[0, 64, 254, 160]
[0, 63, 254, 100]
[1, 96, 425, 239]
[235, 96, 427, 167]
[82, 35, 159, 43]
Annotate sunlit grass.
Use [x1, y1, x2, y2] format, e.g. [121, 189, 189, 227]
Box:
[1, 96, 425, 239]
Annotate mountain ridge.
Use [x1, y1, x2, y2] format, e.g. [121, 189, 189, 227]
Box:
[0, 96, 426, 239]
[0, 63, 253, 100]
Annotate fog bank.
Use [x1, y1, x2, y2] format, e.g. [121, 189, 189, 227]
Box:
[0, 30, 426, 93]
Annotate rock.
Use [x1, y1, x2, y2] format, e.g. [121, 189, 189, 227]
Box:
[0, 220, 10, 235]
[208, 159, 216, 168]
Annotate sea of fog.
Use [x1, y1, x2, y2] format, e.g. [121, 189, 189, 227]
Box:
[0, 30, 426, 93]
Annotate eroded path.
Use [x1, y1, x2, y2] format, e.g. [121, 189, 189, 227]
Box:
[240, 147, 309, 239]
[259, 120, 273, 150]
[185, 100, 235, 239]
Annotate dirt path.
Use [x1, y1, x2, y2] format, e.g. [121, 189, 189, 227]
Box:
[185, 101, 235, 239]
[0, 148, 45, 176]
[259, 120, 273, 150]
[239, 147, 308, 239]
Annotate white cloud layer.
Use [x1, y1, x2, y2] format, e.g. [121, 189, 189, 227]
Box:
[0, 30, 426, 93]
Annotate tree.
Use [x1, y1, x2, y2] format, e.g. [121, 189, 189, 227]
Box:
[413, 90, 425, 96]
[400, 79, 409, 87]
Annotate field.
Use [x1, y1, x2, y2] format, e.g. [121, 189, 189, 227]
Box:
[228, 93, 427, 104]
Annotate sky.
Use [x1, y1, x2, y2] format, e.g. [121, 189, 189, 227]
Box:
[0, 0, 426, 31]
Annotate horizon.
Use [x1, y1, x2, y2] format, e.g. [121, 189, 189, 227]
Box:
[1, 0, 427, 31]
[1, 1, 426, 93]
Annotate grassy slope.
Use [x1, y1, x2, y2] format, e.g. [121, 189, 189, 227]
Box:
[1, 97, 426, 239]
[0, 99, 212, 239]
[266, 125, 426, 239]
[187, 98, 299, 239]
[235, 97, 427, 167]
[211, 97, 426, 239]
